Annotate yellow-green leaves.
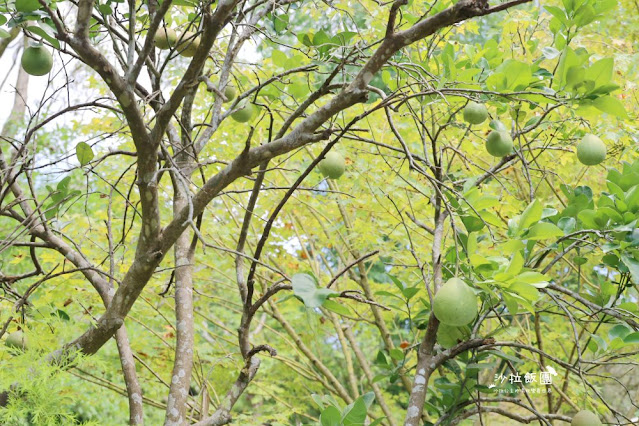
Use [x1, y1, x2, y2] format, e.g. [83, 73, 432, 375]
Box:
[485, 60, 532, 92]
[291, 273, 336, 308]
[480, 249, 552, 314]
[317, 392, 378, 426]
[514, 199, 542, 234]
[76, 142, 94, 166]
[526, 222, 565, 240]
[508, 199, 565, 240]
[591, 95, 628, 119]
[553, 47, 627, 118]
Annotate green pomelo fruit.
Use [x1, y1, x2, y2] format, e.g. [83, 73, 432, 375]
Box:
[432, 278, 478, 326]
[463, 101, 488, 125]
[576, 134, 606, 166]
[571, 410, 601, 426]
[221, 86, 236, 103]
[154, 27, 177, 50]
[15, 0, 41, 13]
[318, 151, 345, 179]
[437, 324, 465, 349]
[178, 32, 200, 57]
[486, 131, 513, 157]
[5, 331, 27, 350]
[231, 104, 255, 123]
[21, 46, 53, 76]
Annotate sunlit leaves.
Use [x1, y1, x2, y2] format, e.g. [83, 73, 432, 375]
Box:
[591, 95, 628, 119]
[518, 199, 543, 232]
[317, 392, 380, 426]
[44, 176, 81, 219]
[525, 222, 565, 240]
[485, 60, 532, 91]
[76, 142, 94, 166]
[291, 273, 337, 308]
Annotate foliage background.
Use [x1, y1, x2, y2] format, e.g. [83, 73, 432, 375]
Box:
[1, 0, 639, 424]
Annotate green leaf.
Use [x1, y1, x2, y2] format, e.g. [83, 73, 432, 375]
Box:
[271, 49, 287, 68]
[375, 290, 404, 301]
[623, 332, 639, 345]
[489, 119, 508, 132]
[56, 176, 72, 194]
[505, 252, 524, 277]
[388, 274, 404, 291]
[467, 232, 478, 254]
[15, 0, 42, 12]
[618, 302, 638, 313]
[541, 46, 561, 59]
[313, 30, 335, 57]
[588, 83, 621, 96]
[589, 333, 608, 353]
[76, 142, 94, 166]
[331, 31, 357, 46]
[577, 209, 600, 229]
[97, 3, 112, 14]
[526, 222, 564, 240]
[610, 336, 626, 350]
[585, 58, 613, 87]
[501, 239, 525, 254]
[52, 309, 70, 321]
[311, 394, 325, 410]
[516, 271, 550, 288]
[389, 348, 404, 361]
[592, 95, 628, 119]
[500, 60, 532, 90]
[320, 406, 341, 426]
[402, 287, 419, 300]
[555, 47, 582, 88]
[298, 32, 313, 47]
[508, 282, 540, 302]
[574, 4, 596, 27]
[25, 25, 61, 49]
[620, 254, 639, 284]
[272, 13, 289, 34]
[502, 293, 519, 315]
[608, 324, 631, 340]
[361, 392, 375, 409]
[519, 199, 543, 231]
[592, 0, 617, 15]
[560, 0, 578, 13]
[0, 28, 10, 39]
[565, 66, 585, 89]
[557, 217, 576, 233]
[313, 30, 330, 47]
[44, 204, 59, 219]
[625, 186, 639, 212]
[461, 214, 484, 232]
[291, 273, 336, 308]
[545, 5, 569, 26]
[342, 395, 368, 425]
[573, 256, 587, 265]
[375, 350, 389, 366]
[602, 253, 619, 268]
[323, 299, 350, 316]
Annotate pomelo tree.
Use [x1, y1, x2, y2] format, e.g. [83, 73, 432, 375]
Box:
[1, 0, 638, 425]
